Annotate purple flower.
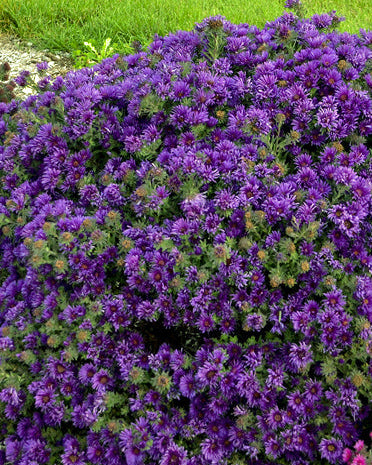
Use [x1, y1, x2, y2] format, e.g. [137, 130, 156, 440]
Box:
[34, 388, 56, 411]
[201, 437, 224, 462]
[36, 61, 49, 72]
[288, 341, 313, 372]
[160, 444, 188, 465]
[284, 0, 302, 8]
[319, 438, 343, 463]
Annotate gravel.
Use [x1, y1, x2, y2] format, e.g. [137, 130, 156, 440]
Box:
[0, 33, 75, 100]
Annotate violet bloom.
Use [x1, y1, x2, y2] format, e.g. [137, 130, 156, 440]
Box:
[36, 61, 49, 72]
[319, 438, 343, 464]
[284, 0, 302, 8]
[14, 70, 30, 86]
[34, 388, 56, 411]
[288, 341, 313, 372]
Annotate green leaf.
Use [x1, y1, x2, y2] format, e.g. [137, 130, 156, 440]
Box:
[138, 93, 164, 118]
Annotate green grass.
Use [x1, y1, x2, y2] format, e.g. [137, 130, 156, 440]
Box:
[0, 0, 371, 56]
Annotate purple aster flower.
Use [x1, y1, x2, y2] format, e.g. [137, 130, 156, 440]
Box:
[61, 449, 86, 465]
[245, 107, 272, 135]
[22, 438, 50, 463]
[103, 183, 123, 205]
[323, 287, 346, 311]
[71, 404, 97, 428]
[245, 313, 264, 331]
[236, 370, 261, 406]
[14, 70, 30, 86]
[179, 374, 199, 398]
[266, 363, 286, 389]
[288, 341, 313, 372]
[171, 81, 191, 101]
[36, 61, 49, 72]
[266, 408, 286, 430]
[196, 361, 221, 388]
[86, 444, 105, 464]
[34, 388, 56, 411]
[181, 192, 206, 218]
[160, 444, 188, 465]
[264, 436, 282, 458]
[91, 369, 113, 391]
[78, 363, 96, 384]
[285, 0, 302, 8]
[200, 437, 224, 463]
[136, 300, 157, 321]
[319, 438, 343, 464]
[287, 390, 306, 414]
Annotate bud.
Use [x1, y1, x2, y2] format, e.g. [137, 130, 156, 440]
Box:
[154, 372, 172, 393]
[61, 232, 73, 242]
[5, 199, 16, 208]
[24, 237, 33, 247]
[245, 220, 254, 230]
[258, 148, 267, 158]
[337, 59, 348, 70]
[47, 336, 58, 347]
[286, 277, 296, 287]
[300, 261, 310, 272]
[1, 326, 10, 336]
[238, 237, 252, 250]
[270, 276, 282, 288]
[107, 210, 119, 221]
[91, 230, 102, 241]
[324, 275, 336, 287]
[2, 226, 10, 235]
[31, 255, 42, 266]
[197, 271, 207, 282]
[34, 240, 44, 249]
[54, 259, 66, 271]
[101, 174, 111, 185]
[294, 190, 304, 201]
[170, 277, 181, 288]
[254, 210, 266, 222]
[135, 186, 147, 197]
[107, 420, 120, 433]
[76, 330, 90, 342]
[352, 373, 364, 388]
[43, 222, 52, 232]
[82, 218, 93, 230]
[290, 130, 300, 141]
[121, 238, 132, 249]
[216, 110, 225, 120]
[332, 141, 344, 153]
[279, 78, 288, 87]
[257, 250, 266, 260]
[285, 241, 296, 254]
[214, 245, 227, 260]
[129, 367, 143, 384]
[275, 113, 286, 124]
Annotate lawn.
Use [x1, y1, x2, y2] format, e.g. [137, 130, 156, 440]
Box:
[0, 0, 371, 56]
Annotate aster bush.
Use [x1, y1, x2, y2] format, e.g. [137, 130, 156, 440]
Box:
[0, 2, 372, 464]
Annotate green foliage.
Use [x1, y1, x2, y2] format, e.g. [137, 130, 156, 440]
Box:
[71, 37, 116, 69]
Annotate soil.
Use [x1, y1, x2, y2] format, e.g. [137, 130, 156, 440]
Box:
[0, 32, 75, 100]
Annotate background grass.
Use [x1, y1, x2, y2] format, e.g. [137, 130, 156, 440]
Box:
[0, 0, 371, 55]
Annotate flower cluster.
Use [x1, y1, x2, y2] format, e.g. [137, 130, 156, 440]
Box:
[0, 2, 372, 464]
[342, 434, 372, 464]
